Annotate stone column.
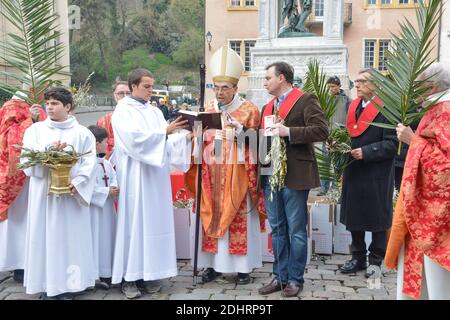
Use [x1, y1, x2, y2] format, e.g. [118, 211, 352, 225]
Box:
[258, 0, 269, 40]
[323, 0, 344, 42]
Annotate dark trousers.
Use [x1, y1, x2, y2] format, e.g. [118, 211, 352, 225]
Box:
[350, 231, 387, 266]
[395, 166, 404, 190]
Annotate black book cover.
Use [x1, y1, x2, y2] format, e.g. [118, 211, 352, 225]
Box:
[177, 110, 222, 130]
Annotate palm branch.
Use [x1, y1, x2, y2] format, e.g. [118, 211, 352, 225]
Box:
[304, 60, 352, 198]
[303, 60, 337, 126]
[0, 0, 67, 105]
[368, 0, 442, 153]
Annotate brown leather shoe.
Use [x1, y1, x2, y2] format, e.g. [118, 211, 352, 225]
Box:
[282, 282, 303, 298]
[258, 278, 283, 295]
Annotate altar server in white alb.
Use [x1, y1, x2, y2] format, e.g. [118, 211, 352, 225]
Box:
[88, 125, 119, 290]
[21, 87, 97, 299]
[111, 68, 191, 299]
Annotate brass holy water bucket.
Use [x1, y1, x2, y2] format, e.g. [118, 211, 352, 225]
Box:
[46, 159, 79, 196]
[44, 143, 82, 197]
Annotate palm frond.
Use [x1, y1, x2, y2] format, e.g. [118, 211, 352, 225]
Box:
[0, 0, 67, 105]
[369, 0, 442, 132]
[303, 60, 352, 197]
[303, 60, 337, 127]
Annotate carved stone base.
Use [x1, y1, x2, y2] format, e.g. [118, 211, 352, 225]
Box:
[246, 38, 349, 109]
[278, 30, 315, 38]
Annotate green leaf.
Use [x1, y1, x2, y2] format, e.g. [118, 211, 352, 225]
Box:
[0, 0, 68, 105]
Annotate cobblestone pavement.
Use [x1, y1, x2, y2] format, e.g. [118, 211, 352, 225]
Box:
[0, 254, 397, 300]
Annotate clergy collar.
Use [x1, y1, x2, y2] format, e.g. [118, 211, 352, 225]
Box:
[361, 95, 374, 108]
[129, 95, 148, 105]
[45, 115, 78, 129]
[213, 93, 244, 114]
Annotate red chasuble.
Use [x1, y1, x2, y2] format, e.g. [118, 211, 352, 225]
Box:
[0, 99, 47, 221]
[96, 113, 114, 160]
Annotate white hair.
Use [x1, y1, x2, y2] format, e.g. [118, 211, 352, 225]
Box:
[421, 62, 450, 91]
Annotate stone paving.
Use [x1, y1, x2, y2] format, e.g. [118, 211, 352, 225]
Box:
[0, 254, 397, 300]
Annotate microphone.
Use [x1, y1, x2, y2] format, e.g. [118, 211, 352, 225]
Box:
[218, 102, 232, 125]
[215, 102, 225, 161]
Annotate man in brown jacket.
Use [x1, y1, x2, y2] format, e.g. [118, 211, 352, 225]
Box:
[258, 62, 328, 297]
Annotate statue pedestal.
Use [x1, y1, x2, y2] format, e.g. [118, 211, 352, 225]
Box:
[246, 0, 349, 108]
[246, 37, 348, 108]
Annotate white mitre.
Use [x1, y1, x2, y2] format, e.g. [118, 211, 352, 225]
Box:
[209, 46, 244, 85]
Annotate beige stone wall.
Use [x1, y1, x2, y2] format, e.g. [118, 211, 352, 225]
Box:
[0, 0, 71, 88]
[205, 0, 441, 100]
[205, 0, 258, 101]
[439, 3, 450, 70]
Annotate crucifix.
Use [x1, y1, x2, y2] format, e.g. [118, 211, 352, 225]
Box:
[100, 163, 109, 187]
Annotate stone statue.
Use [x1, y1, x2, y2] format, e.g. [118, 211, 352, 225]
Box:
[279, 0, 314, 38]
[296, 0, 312, 33]
[281, 0, 294, 23]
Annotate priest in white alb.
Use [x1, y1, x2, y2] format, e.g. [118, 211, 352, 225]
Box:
[111, 68, 191, 299]
[21, 87, 97, 299]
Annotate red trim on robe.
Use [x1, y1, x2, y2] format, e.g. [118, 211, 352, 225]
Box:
[346, 97, 383, 137]
[261, 88, 304, 128]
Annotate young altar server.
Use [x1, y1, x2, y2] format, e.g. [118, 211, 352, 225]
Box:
[88, 125, 119, 290]
[21, 87, 97, 299]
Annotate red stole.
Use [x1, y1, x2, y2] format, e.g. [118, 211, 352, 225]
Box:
[261, 88, 304, 128]
[347, 97, 383, 137]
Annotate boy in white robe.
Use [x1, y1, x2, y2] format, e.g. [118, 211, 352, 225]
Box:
[111, 68, 191, 299]
[88, 125, 119, 290]
[21, 87, 97, 299]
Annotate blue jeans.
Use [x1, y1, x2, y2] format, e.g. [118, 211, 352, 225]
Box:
[262, 176, 309, 285]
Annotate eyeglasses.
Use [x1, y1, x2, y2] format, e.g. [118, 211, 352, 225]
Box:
[213, 86, 234, 93]
[115, 91, 131, 96]
[354, 79, 368, 85]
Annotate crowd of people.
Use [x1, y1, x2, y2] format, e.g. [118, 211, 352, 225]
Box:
[0, 45, 448, 300]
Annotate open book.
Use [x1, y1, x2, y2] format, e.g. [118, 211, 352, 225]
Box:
[177, 110, 222, 130]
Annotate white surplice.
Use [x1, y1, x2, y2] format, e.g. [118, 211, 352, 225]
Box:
[21, 116, 97, 297]
[0, 179, 29, 272]
[111, 96, 191, 284]
[90, 157, 117, 279]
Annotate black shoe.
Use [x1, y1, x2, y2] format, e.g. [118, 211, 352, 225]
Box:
[236, 273, 250, 285]
[13, 269, 24, 283]
[340, 259, 367, 274]
[201, 268, 222, 283]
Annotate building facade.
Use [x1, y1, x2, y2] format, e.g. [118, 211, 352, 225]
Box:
[0, 0, 71, 88]
[439, 2, 450, 71]
[205, 0, 443, 102]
